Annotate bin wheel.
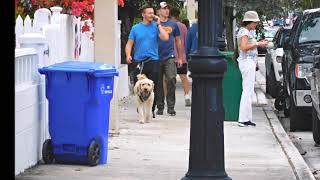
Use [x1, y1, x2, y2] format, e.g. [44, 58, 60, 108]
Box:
[88, 140, 100, 166]
[42, 139, 54, 164]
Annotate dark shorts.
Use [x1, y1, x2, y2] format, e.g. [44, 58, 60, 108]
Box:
[176, 63, 188, 74]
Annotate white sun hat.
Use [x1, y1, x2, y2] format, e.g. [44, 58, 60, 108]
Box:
[242, 11, 260, 22]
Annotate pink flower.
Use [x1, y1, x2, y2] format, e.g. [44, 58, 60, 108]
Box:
[87, 5, 94, 12]
[118, 0, 124, 7]
[72, 2, 83, 16]
[31, 0, 38, 5]
[82, 22, 91, 33]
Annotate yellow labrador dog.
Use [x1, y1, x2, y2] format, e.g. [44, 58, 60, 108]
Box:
[134, 74, 154, 123]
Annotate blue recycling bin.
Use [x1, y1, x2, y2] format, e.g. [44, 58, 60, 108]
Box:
[38, 61, 118, 166]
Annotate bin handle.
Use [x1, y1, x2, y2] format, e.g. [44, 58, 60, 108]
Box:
[38, 67, 48, 75]
[93, 72, 119, 77]
[66, 72, 71, 81]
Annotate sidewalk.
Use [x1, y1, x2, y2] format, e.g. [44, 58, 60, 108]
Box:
[15, 77, 314, 180]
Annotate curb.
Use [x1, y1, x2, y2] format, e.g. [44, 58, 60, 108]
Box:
[263, 105, 316, 180]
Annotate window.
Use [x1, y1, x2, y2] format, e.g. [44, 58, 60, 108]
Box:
[298, 15, 320, 44]
[279, 29, 291, 47]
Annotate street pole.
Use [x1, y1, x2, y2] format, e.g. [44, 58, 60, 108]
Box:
[181, 0, 231, 179]
[216, 0, 226, 51]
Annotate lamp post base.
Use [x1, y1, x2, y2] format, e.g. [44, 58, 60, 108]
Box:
[181, 175, 232, 180]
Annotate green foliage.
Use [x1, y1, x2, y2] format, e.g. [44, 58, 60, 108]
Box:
[124, 0, 184, 17]
[282, 0, 320, 11]
[179, 7, 188, 21]
[133, 17, 142, 25]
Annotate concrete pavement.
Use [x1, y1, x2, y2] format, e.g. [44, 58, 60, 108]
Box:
[15, 76, 315, 180]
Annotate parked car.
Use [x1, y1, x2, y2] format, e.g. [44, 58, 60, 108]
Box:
[282, 8, 320, 131]
[265, 26, 292, 98]
[272, 19, 285, 26]
[257, 27, 278, 55]
[310, 53, 320, 145]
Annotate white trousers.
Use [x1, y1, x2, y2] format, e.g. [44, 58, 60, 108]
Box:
[238, 57, 256, 123]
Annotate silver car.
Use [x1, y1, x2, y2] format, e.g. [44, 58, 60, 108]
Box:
[265, 27, 292, 98]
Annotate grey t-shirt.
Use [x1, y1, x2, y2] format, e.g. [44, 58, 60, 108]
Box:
[237, 27, 258, 61]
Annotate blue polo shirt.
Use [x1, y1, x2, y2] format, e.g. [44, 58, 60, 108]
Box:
[158, 19, 180, 60]
[128, 22, 159, 62]
[186, 23, 198, 59]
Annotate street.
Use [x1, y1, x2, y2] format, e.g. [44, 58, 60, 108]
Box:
[257, 55, 320, 180]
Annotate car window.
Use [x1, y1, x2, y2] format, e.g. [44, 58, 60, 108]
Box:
[273, 30, 280, 42]
[273, 30, 282, 47]
[264, 29, 277, 38]
[298, 15, 320, 44]
[279, 29, 291, 47]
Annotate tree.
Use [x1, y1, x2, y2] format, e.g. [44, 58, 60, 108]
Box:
[282, 0, 320, 11]
[224, 0, 285, 51]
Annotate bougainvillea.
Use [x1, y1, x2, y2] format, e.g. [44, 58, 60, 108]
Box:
[16, 0, 126, 39]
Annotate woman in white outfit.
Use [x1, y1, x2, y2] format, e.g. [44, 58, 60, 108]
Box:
[237, 11, 269, 127]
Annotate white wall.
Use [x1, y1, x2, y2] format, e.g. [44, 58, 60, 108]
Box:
[15, 48, 46, 175]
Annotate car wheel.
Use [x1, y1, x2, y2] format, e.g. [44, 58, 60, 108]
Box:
[283, 93, 290, 117]
[267, 66, 278, 98]
[289, 94, 299, 132]
[312, 106, 320, 144]
[266, 71, 270, 94]
[274, 94, 284, 111]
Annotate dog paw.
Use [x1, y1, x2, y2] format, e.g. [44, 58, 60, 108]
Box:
[139, 120, 144, 124]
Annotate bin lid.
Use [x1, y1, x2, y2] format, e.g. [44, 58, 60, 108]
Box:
[220, 51, 234, 57]
[39, 61, 118, 77]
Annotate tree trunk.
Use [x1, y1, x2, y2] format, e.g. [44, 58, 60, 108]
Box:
[224, 5, 234, 51]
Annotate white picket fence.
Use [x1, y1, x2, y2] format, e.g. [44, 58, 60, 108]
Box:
[14, 6, 94, 175]
[15, 7, 94, 63]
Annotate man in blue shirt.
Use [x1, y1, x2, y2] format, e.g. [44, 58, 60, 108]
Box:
[156, 2, 183, 116]
[125, 5, 169, 117]
[186, 21, 198, 60]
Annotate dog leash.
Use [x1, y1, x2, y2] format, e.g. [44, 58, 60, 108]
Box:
[138, 58, 152, 74]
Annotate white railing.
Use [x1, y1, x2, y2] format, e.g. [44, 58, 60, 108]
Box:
[15, 48, 39, 89]
[15, 47, 45, 176]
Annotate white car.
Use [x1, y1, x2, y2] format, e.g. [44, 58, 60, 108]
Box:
[265, 26, 292, 98]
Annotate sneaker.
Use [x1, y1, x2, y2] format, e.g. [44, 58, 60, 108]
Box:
[167, 108, 176, 116]
[238, 121, 256, 127]
[246, 121, 256, 126]
[185, 94, 191, 107]
[156, 109, 164, 115]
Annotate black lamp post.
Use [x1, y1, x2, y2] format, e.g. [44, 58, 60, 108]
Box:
[181, 0, 231, 179]
[216, 0, 226, 51]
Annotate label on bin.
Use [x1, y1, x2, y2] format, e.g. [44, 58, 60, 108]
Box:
[100, 84, 113, 94]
